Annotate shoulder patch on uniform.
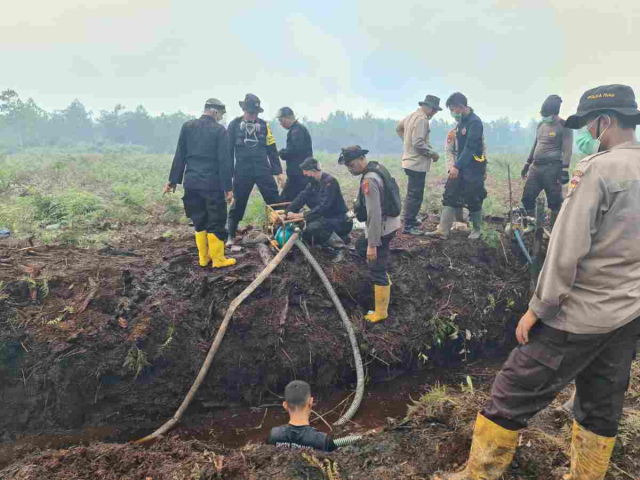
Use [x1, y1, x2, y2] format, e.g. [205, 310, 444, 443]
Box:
[549, 131, 556, 137]
[567, 169, 585, 196]
[362, 179, 371, 196]
[446, 130, 455, 144]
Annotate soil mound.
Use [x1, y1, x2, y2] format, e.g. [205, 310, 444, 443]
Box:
[1, 225, 529, 441]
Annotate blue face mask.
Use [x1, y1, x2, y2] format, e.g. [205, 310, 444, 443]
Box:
[452, 112, 462, 122]
[576, 115, 610, 155]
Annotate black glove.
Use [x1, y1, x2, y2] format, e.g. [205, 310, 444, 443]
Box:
[521, 163, 530, 179]
[561, 169, 570, 185]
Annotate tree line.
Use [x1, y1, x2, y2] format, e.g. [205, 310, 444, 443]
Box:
[1, 89, 539, 155]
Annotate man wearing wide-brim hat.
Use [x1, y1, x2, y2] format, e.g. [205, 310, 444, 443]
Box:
[339, 146, 402, 324]
[396, 95, 441, 235]
[435, 84, 640, 480]
[226, 93, 284, 245]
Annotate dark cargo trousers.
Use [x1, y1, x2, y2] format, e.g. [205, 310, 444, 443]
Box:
[521, 162, 563, 212]
[483, 317, 640, 437]
[228, 166, 280, 227]
[403, 168, 427, 226]
[355, 231, 396, 287]
[182, 188, 228, 240]
[442, 163, 487, 213]
[303, 217, 353, 246]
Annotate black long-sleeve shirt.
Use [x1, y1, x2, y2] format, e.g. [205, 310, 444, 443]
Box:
[287, 172, 348, 222]
[454, 109, 484, 171]
[227, 116, 282, 176]
[168, 115, 232, 192]
[279, 121, 313, 176]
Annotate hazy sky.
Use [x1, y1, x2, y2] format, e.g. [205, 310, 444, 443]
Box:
[2, 0, 638, 122]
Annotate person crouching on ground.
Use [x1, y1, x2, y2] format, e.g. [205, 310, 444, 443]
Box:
[267, 380, 337, 452]
[284, 157, 353, 254]
[339, 146, 402, 324]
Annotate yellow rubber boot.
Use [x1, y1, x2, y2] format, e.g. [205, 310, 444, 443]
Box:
[364, 284, 390, 323]
[207, 233, 236, 268]
[563, 421, 615, 480]
[195, 231, 210, 267]
[434, 413, 518, 480]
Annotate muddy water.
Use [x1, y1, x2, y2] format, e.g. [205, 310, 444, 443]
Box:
[0, 358, 505, 466]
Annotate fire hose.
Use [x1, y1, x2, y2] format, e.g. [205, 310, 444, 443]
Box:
[294, 239, 364, 426]
[136, 229, 364, 443]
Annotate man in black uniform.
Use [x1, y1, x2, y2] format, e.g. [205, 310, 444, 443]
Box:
[277, 107, 313, 202]
[284, 157, 352, 247]
[226, 93, 284, 244]
[425, 92, 486, 240]
[164, 98, 236, 268]
[521, 95, 573, 230]
[267, 380, 337, 452]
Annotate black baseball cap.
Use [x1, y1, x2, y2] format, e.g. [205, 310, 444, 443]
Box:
[300, 157, 320, 171]
[276, 106, 294, 118]
[566, 84, 640, 129]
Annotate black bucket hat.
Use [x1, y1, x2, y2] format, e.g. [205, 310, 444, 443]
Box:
[566, 84, 640, 129]
[300, 157, 320, 171]
[419, 95, 442, 111]
[338, 146, 369, 165]
[239, 93, 264, 114]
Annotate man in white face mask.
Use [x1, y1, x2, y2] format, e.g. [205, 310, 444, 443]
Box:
[434, 84, 640, 480]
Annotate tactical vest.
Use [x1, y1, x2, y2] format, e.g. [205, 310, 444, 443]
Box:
[355, 161, 402, 222]
[268, 425, 333, 452]
[232, 116, 269, 160]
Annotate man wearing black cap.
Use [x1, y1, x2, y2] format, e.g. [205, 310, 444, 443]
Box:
[520, 95, 573, 230]
[425, 92, 486, 241]
[226, 94, 284, 245]
[284, 157, 352, 251]
[435, 84, 640, 480]
[164, 98, 236, 268]
[396, 95, 441, 235]
[339, 146, 402, 323]
[276, 107, 313, 202]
